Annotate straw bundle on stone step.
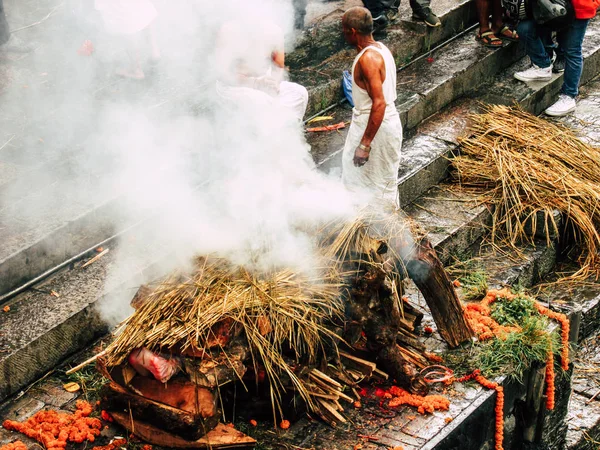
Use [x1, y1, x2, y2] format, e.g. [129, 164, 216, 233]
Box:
[454, 104, 600, 279]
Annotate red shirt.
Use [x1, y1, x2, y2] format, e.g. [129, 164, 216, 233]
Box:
[572, 0, 599, 18]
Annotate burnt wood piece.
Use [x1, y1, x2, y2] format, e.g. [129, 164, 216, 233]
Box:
[110, 412, 256, 449]
[184, 353, 248, 388]
[130, 285, 153, 309]
[101, 382, 219, 440]
[345, 259, 420, 390]
[405, 238, 474, 347]
[128, 375, 218, 417]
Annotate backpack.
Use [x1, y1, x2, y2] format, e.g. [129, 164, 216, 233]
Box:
[532, 0, 575, 29]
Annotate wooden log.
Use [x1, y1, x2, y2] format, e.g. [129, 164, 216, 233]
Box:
[184, 351, 248, 389]
[101, 383, 219, 441]
[110, 413, 256, 449]
[128, 376, 218, 418]
[316, 399, 347, 424]
[131, 285, 153, 309]
[396, 328, 426, 352]
[405, 237, 474, 347]
[339, 351, 376, 377]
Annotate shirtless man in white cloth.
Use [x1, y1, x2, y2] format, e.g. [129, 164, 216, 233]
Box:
[341, 7, 402, 206]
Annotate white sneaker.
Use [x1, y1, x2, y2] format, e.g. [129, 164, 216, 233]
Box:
[545, 94, 576, 117]
[514, 64, 553, 82]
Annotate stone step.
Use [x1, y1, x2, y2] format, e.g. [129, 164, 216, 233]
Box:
[294, 0, 478, 117]
[312, 17, 600, 208]
[566, 392, 600, 450]
[566, 330, 600, 450]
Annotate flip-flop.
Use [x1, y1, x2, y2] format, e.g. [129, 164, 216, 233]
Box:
[476, 30, 503, 48]
[496, 25, 519, 41]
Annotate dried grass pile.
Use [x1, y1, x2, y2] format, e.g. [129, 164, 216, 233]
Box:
[454, 104, 600, 279]
[322, 202, 418, 269]
[103, 256, 344, 413]
[101, 203, 417, 420]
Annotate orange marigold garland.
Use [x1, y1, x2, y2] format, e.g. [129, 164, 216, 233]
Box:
[545, 349, 555, 410]
[535, 302, 570, 370]
[90, 438, 127, 450]
[0, 441, 28, 450]
[458, 370, 504, 450]
[387, 386, 450, 414]
[464, 289, 519, 341]
[2, 401, 101, 450]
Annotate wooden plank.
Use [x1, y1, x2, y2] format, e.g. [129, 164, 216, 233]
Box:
[101, 383, 218, 441]
[309, 369, 342, 389]
[317, 399, 347, 424]
[339, 352, 376, 377]
[111, 412, 256, 449]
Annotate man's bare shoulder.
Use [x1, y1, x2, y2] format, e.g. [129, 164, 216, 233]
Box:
[357, 47, 385, 69]
[357, 48, 385, 79]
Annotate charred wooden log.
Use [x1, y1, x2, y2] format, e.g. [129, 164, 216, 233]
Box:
[101, 382, 219, 441]
[109, 413, 256, 449]
[344, 258, 421, 391]
[184, 343, 249, 389]
[405, 237, 474, 348]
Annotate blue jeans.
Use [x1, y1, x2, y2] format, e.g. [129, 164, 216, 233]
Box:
[517, 19, 590, 97]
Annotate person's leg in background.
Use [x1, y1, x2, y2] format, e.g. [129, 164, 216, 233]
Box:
[475, 0, 503, 47]
[513, 19, 553, 81]
[362, 0, 395, 29]
[0, 0, 11, 46]
[545, 18, 590, 115]
[492, 0, 519, 41]
[409, 0, 441, 27]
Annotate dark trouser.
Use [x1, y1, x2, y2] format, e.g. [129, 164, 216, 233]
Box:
[517, 18, 590, 97]
[0, 0, 10, 46]
[363, 0, 430, 17]
[293, 0, 308, 29]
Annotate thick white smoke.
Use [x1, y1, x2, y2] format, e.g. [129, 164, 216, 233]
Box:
[1, 0, 413, 325]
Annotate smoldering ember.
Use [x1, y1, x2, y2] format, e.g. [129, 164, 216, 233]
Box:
[1, 0, 600, 450]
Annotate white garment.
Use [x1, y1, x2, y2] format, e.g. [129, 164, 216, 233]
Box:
[342, 43, 403, 206]
[95, 0, 157, 35]
[215, 20, 307, 120]
[216, 80, 308, 123]
[279, 81, 308, 121]
[216, 81, 307, 122]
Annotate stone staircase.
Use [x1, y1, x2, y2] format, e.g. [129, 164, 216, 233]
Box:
[2, 0, 600, 448]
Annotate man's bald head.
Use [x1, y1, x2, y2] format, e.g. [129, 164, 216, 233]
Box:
[342, 7, 373, 36]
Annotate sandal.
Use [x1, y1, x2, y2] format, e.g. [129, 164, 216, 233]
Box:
[496, 25, 519, 41]
[476, 30, 503, 48]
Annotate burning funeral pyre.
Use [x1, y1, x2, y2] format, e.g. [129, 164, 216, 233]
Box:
[95, 206, 474, 448]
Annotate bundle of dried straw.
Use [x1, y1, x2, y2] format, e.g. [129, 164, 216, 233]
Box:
[454, 104, 600, 279]
[102, 204, 413, 417]
[104, 256, 344, 414]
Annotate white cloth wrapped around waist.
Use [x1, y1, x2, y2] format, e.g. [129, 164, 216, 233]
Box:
[352, 103, 399, 118]
[342, 106, 403, 207]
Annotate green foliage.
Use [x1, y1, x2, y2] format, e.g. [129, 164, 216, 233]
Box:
[63, 364, 105, 403]
[491, 293, 538, 326]
[445, 292, 562, 382]
[461, 269, 489, 301]
[477, 316, 555, 382]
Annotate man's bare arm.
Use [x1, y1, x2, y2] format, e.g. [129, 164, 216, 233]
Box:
[357, 50, 386, 147]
